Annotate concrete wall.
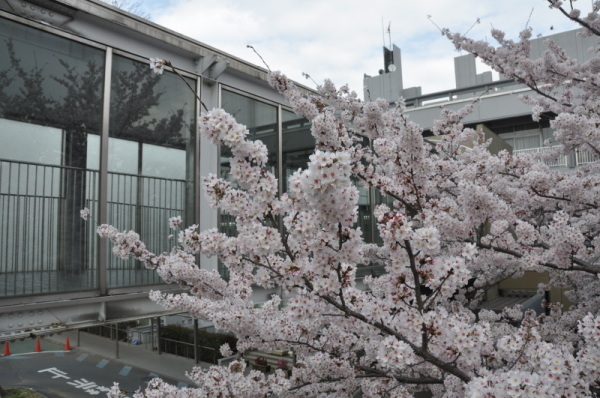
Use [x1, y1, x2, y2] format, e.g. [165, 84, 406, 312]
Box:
[405, 86, 533, 131]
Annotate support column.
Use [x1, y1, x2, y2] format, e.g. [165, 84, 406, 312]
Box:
[156, 317, 161, 355]
[98, 48, 113, 295]
[193, 318, 199, 364]
[150, 317, 155, 351]
[115, 323, 119, 359]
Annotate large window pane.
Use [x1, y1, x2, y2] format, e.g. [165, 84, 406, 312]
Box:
[0, 17, 104, 296]
[282, 109, 314, 192]
[356, 179, 373, 243]
[282, 110, 374, 244]
[108, 55, 196, 288]
[505, 133, 541, 151]
[220, 89, 278, 237]
[218, 90, 277, 278]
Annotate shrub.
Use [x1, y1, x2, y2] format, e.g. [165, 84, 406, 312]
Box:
[160, 324, 238, 363]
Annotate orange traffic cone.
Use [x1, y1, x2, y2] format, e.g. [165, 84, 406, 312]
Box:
[3, 341, 10, 356]
[35, 338, 42, 352]
[64, 337, 71, 351]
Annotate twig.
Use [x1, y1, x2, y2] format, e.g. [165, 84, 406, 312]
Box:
[525, 8, 534, 30]
[163, 60, 208, 112]
[464, 18, 481, 36]
[427, 15, 443, 33]
[247, 45, 271, 72]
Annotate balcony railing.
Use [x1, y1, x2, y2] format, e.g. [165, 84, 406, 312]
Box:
[0, 159, 186, 297]
[575, 148, 600, 165]
[513, 146, 568, 168]
[513, 146, 600, 168]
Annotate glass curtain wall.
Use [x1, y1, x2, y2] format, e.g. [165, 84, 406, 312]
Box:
[220, 89, 278, 237]
[0, 16, 198, 297]
[107, 55, 196, 288]
[282, 110, 373, 243]
[217, 89, 375, 279]
[0, 17, 104, 296]
[281, 109, 314, 192]
[218, 89, 277, 278]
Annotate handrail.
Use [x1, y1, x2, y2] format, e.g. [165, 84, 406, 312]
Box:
[0, 158, 187, 183]
[0, 158, 97, 172]
[403, 79, 519, 105]
[513, 146, 568, 167]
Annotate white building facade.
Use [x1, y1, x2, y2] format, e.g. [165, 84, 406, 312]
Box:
[364, 28, 599, 169]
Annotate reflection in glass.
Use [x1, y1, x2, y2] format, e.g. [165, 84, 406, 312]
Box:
[220, 90, 278, 237]
[217, 90, 278, 278]
[282, 109, 314, 193]
[107, 55, 196, 288]
[282, 110, 374, 244]
[0, 18, 103, 296]
[355, 178, 373, 244]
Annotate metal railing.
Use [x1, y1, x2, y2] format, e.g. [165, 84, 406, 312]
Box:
[85, 324, 219, 364]
[403, 78, 521, 108]
[158, 337, 218, 364]
[0, 158, 187, 297]
[513, 146, 568, 168]
[576, 148, 600, 166]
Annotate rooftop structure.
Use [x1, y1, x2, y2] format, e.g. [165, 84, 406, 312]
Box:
[364, 28, 599, 169]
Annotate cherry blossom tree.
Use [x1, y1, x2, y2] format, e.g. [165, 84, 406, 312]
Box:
[104, 2, 600, 396]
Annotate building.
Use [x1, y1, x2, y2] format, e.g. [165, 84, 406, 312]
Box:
[365, 28, 599, 168]
[0, 0, 322, 341]
[1, 0, 588, 343]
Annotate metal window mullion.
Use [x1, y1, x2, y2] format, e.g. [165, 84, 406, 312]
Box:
[369, 139, 377, 244]
[195, 77, 202, 226]
[277, 105, 283, 197]
[98, 47, 113, 296]
[216, 86, 222, 237]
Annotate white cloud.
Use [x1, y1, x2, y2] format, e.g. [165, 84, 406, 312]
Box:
[143, 0, 590, 99]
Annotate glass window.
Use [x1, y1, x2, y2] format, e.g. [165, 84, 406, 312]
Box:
[107, 55, 196, 288]
[0, 17, 104, 296]
[282, 109, 314, 192]
[356, 179, 373, 244]
[217, 89, 277, 278]
[281, 110, 374, 243]
[501, 128, 542, 152]
[505, 134, 541, 151]
[221, 89, 278, 174]
[220, 89, 278, 237]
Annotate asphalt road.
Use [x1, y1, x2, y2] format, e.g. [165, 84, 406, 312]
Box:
[0, 341, 186, 397]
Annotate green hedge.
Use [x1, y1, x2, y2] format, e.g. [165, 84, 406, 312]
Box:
[160, 324, 237, 363]
[3, 388, 44, 398]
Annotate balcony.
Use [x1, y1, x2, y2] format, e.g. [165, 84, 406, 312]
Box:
[0, 158, 185, 298]
[513, 146, 599, 168]
[513, 146, 568, 168]
[575, 148, 600, 165]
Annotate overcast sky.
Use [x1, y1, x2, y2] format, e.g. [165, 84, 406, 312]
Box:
[136, 0, 591, 98]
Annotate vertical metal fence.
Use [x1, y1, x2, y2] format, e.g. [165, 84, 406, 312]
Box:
[576, 148, 600, 165]
[513, 146, 568, 168]
[0, 159, 186, 297]
[84, 324, 219, 364]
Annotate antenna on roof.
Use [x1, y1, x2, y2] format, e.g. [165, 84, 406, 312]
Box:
[380, 19, 396, 73]
[381, 17, 386, 50]
[385, 21, 396, 72]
